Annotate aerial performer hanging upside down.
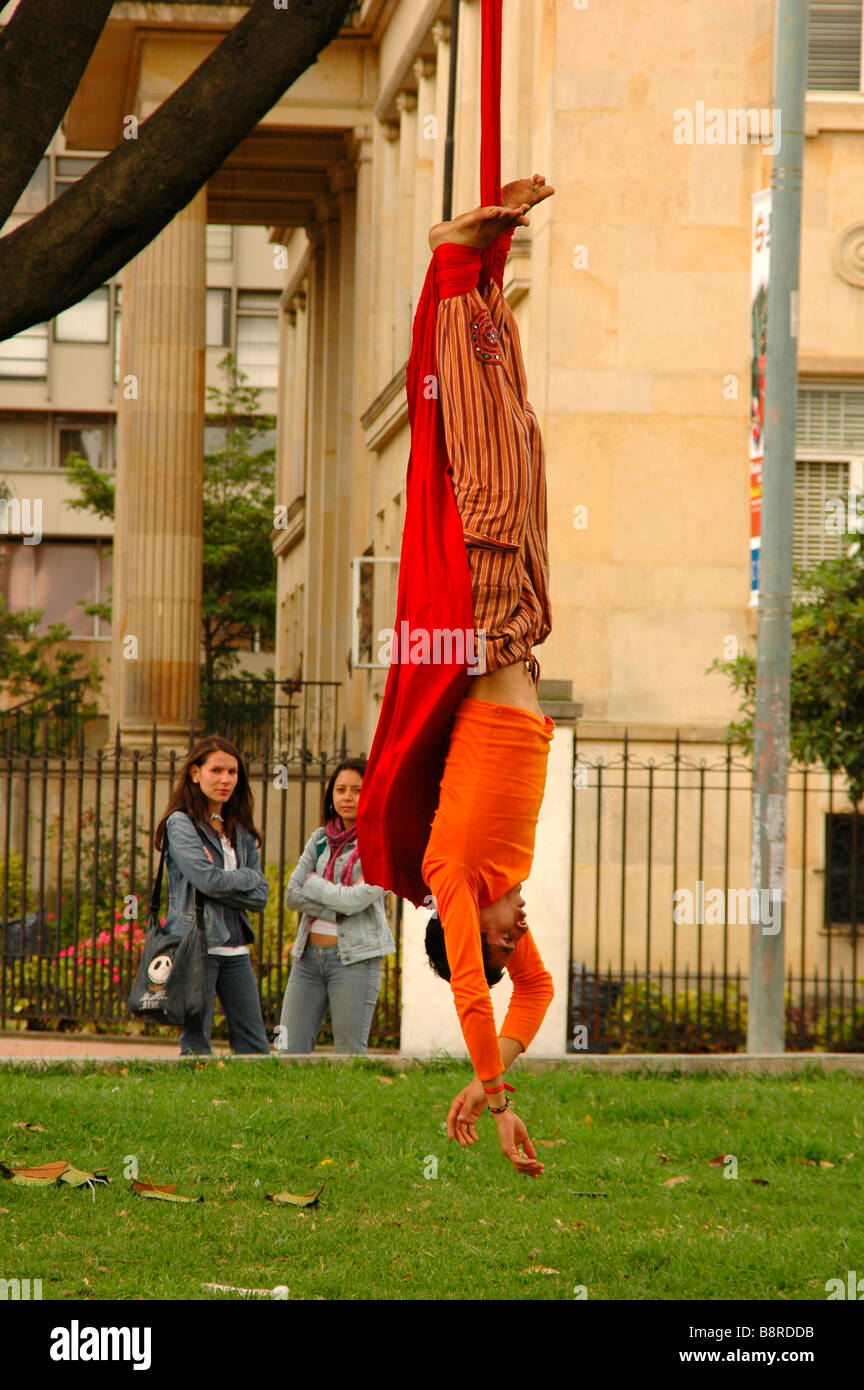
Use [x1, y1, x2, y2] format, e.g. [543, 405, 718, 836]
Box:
[358, 175, 556, 1178]
[357, 0, 555, 1177]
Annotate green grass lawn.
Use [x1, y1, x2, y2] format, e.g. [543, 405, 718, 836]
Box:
[0, 1059, 862, 1301]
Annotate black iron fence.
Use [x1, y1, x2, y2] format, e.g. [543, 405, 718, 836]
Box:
[198, 678, 342, 760]
[4, 721, 864, 1053]
[0, 727, 400, 1047]
[567, 734, 864, 1051]
[0, 679, 93, 757]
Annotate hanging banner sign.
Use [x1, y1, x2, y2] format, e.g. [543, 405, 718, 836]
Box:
[749, 188, 771, 606]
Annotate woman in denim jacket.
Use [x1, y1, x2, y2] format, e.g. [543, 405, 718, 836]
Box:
[155, 734, 271, 1056]
[278, 757, 395, 1054]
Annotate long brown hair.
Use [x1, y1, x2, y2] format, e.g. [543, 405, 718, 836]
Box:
[155, 735, 262, 850]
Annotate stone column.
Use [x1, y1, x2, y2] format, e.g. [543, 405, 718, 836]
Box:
[329, 157, 359, 691]
[373, 119, 400, 388]
[110, 188, 206, 749]
[393, 89, 417, 366]
[431, 21, 451, 221]
[453, 0, 480, 216]
[344, 128, 375, 746]
[412, 56, 437, 311]
[302, 219, 328, 684]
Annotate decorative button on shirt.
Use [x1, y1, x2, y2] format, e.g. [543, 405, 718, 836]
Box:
[470, 310, 502, 363]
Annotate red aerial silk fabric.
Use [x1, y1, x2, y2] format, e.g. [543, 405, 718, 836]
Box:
[357, 0, 504, 907]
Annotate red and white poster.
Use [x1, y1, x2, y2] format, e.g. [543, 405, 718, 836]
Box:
[749, 189, 771, 607]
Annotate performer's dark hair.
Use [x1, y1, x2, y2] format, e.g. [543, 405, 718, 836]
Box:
[322, 757, 367, 824]
[424, 914, 504, 987]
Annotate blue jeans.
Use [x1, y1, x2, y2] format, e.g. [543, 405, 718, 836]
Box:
[278, 946, 383, 1054]
[179, 952, 271, 1056]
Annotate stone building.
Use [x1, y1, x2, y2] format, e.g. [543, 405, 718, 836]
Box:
[2, 0, 864, 1051]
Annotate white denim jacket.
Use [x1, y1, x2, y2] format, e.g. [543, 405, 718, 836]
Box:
[286, 829, 395, 966]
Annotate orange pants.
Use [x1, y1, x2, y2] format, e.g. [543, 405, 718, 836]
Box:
[421, 697, 555, 1080]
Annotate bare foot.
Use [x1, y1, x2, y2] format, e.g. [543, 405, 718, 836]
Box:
[428, 203, 530, 252]
[500, 173, 555, 210]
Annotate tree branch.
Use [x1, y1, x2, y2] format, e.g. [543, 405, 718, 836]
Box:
[0, 0, 115, 225]
[0, 0, 355, 339]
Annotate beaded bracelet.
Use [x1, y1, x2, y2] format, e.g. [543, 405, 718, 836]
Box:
[488, 1095, 511, 1115]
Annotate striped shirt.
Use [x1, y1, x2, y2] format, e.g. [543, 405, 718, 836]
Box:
[435, 240, 552, 679]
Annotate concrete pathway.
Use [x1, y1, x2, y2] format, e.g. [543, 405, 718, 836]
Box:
[2, 1031, 864, 1071]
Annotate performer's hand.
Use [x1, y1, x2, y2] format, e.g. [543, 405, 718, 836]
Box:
[491, 1109, 544, 1178]
[446, 1079, 487, 1146]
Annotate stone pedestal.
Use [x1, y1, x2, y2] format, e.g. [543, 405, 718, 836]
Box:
[110, 190, 207, 750]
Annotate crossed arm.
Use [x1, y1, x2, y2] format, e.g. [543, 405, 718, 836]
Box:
[284, 831, 386, 922]
[165, 812, 269, 912]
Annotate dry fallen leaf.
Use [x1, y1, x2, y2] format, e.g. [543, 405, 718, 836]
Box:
[375, 1076, 394, 1085]
[661, 1176, 690, 1188]
[59, 1165, 110, 1189]
[265, 1183, 325, 1209]
[584, 1115, 593, 1127]
[132, 1179, 202, 1204]
[658, 1152, 670, 1163]
[521, 1266, 560, 1275]
[231, 1143, 242, 1150]
[795, 1156, 816, 1166]
[536, 1139, 566, 1148]
[12, 1121, 46, 1132]
[0, 1160, 70, 1186]
[751, 1178, 770, 1186]
[319, 1158, 334, 1166]
[819, 1160, 835, 1169]
[212, 1099, 227, 1107]
[708, 1154, 734, 1166]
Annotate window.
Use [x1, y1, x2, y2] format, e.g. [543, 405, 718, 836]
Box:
[57, 417, 114, 472]
[13, 158, 49, 215]
[113, 285, 123, 385]
[205, 421, 276, 458]
[807, 1, 863, 91]
[825, 811, 864, 930]
[236, 292, 280, 388]
[0, 322, 49, 379]
[207, 224, 233, 261]
[54, 157, 99, 197]
[795, 386, 864, 577]
[0, 416, 48, 469]
[206, 289, 231, 347]
[350, 555, 400, 669]
[0, 539, 112, 638]
[54, 287, 110, 344]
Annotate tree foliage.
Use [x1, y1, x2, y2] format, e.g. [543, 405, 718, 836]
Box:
[711, 544, 864, 803]
[63, 354, 277, 686]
